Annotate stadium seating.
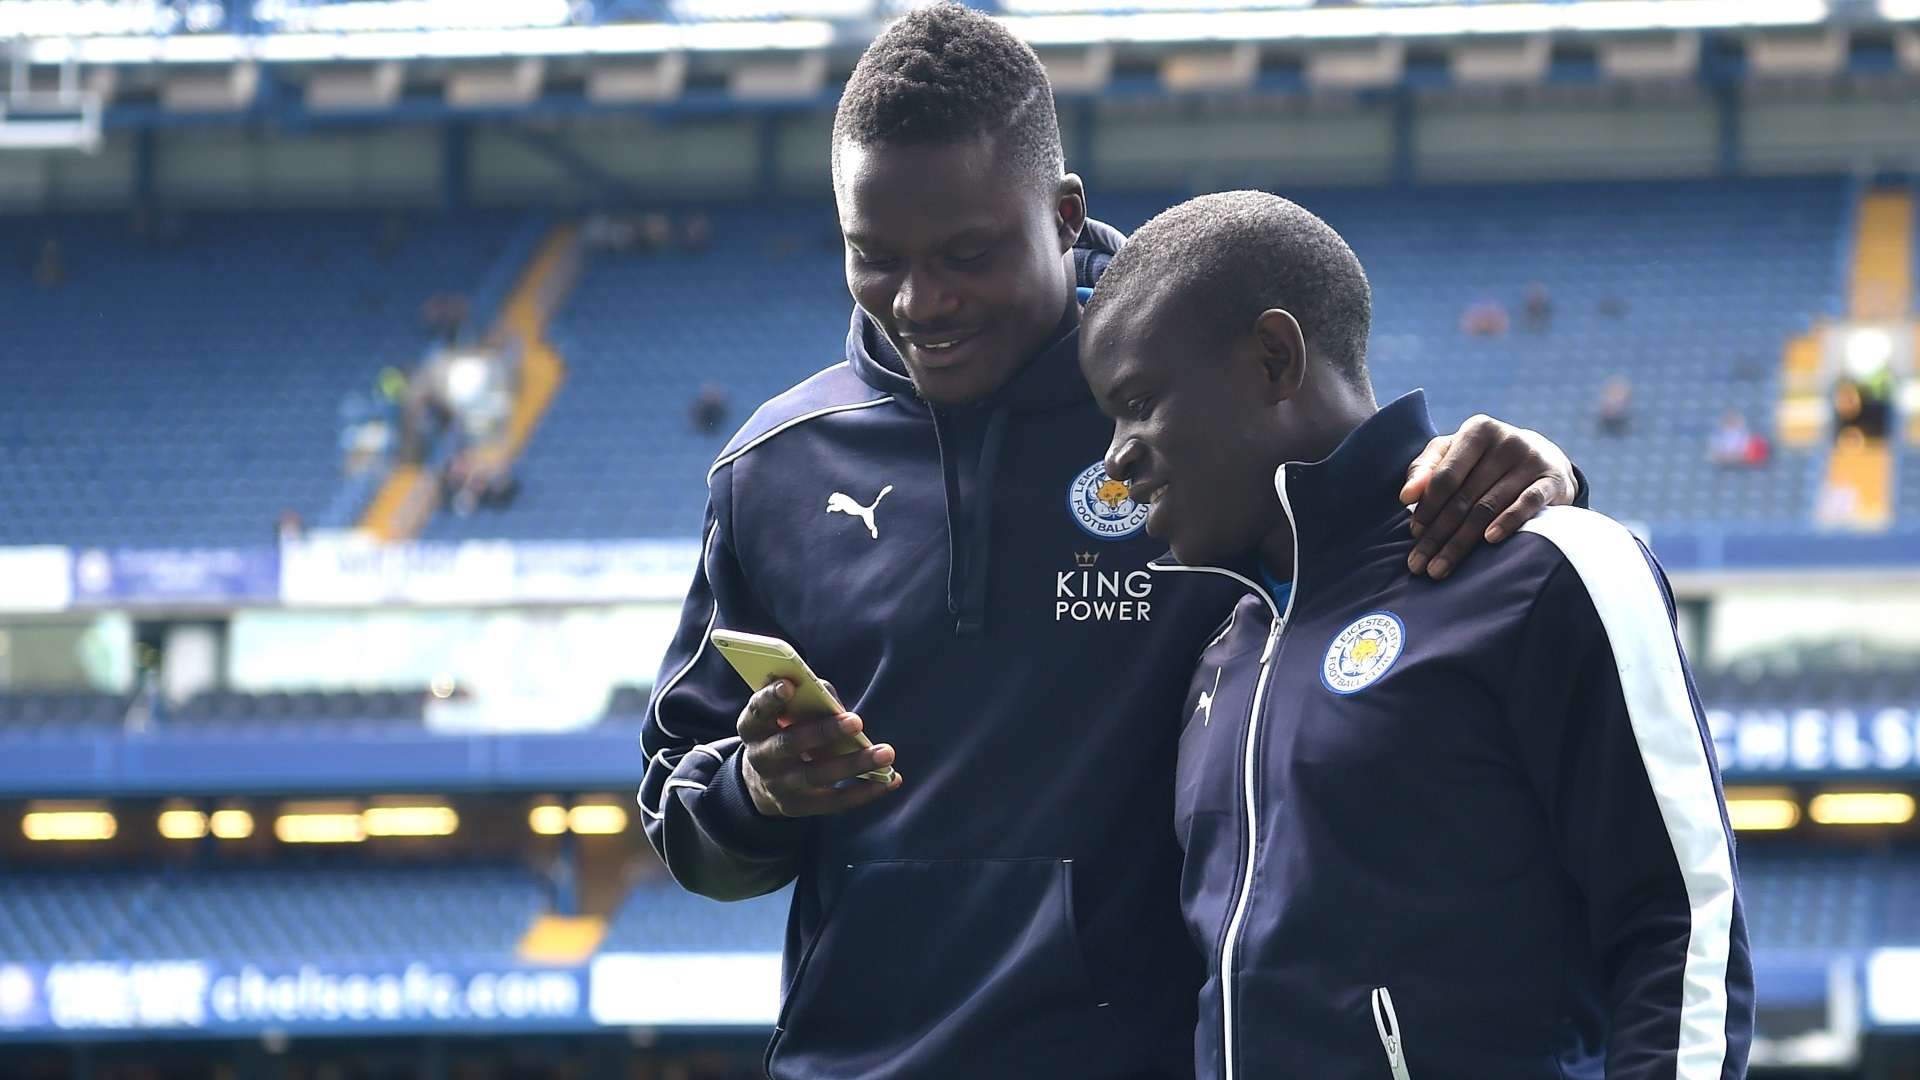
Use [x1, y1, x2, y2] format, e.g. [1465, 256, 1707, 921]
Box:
[420, 178, 1849, 542]
[0, 688, 428, 738]
[113, 863, 545, 964]
[0, 863, 546, 965]
[0, 869, 158, 964]
[168, 687, 428, 731]
[600, 880, 789, 953]
[0, 180, 1865, 547]
[1694, 656, 1920, 710]
[1740, 847, 1884, 950]
[423, 201, 853, 542]
[6, 849, 1916, 967]
[0, 689, 130, 734]
[0, 211, 518, 549]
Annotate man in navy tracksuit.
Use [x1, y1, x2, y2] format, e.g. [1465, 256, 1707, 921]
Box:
[1081, 191, 1753, 1079]
[639, 8, 1584, 1077]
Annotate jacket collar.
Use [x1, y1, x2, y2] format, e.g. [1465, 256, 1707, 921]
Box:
[1149, 391, 1437, 592]
[1279, 390, 1437, 562]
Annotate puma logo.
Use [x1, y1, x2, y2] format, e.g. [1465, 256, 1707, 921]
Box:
[827, 485, 894, 539]
[1197, 667, 1222, 726]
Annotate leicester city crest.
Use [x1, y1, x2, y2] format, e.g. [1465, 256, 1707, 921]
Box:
[1068, 461, 1149, 541]
[1321, 611, 1406, 695]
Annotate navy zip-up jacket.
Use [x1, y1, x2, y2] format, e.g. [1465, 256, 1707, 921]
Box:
[638, 221, 1245, 1078]
[1169, 393, 1752, 1080]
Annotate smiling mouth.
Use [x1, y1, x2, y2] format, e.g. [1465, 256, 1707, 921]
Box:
[903, 330, 981, 363]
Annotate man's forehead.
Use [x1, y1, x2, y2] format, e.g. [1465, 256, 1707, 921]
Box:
[836, 138, 1030, 233]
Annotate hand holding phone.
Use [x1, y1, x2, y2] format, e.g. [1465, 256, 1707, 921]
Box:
[711, 630, 901, 818]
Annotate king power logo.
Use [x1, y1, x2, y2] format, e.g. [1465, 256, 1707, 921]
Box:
[1056, 552, 1153, 622]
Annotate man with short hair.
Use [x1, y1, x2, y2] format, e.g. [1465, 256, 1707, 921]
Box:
[1080, 190, 1751, 1079]
[640, 7, 1584, 1076]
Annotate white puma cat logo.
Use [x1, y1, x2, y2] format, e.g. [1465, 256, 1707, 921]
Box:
[826, 485, 894, 539]
[1197, 667, 1222, 726]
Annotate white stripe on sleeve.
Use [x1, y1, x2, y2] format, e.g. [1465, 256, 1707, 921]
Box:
[1520, 506, 1736, 1080]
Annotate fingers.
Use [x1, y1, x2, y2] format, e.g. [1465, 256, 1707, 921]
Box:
[741, 705, 902, 818]
[1484, 475, 1559, 544]
[1417, 468, 1535, 579]
[765, 713, 870, 768]
[1407, 415, 1496, 538]
[1407, 440, 1508, 577]
[779, 767, 904, 818]
[1398, 434, 1452, 506]
[734, 679, 793, 743]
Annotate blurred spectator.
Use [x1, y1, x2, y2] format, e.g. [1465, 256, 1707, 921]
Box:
[681, 211, 713, 254]
[1597, 375, 1632, 435]
[418, 291, 470, 345]
[1521, 283, 1552, 331]
[444, 446, 520, 517]
[33, 238, 65, 289]
[277, 508, 305, 544]
[338, 368, 408, 472]
[690, 383, 732, 435]
[583, 211, 641, 253]
[1835, 370, 1894, 440]
[641, 212, 674, 252]
[1460, 297, 1509, 337]
[1710, 409, 1769, 468]
[402, 346, 517, 459]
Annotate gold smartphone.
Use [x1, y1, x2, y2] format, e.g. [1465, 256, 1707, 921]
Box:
[708, 629, 894, 784]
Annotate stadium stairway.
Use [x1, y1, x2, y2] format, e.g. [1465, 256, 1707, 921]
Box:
[359, 223, 581, 540]
[517, 914, 607, 965]
[1811, 186, 1911, 529]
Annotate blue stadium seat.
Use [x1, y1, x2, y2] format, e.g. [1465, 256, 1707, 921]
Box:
[600, 880, 789, 953]
[0, 862, 546, 965]
[417, 179, 1849, 542]
[0, 211, 518, 549]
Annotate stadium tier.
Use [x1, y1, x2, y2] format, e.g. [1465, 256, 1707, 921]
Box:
[0, 211, 519, 549]
[0, 863, 545, 966]
[459, 178, 1854, 541]
[3, 849, 1916, 966]
[3, 657, 1914, 740]
[3, 177, 1882, 552]
[600, 882, 790, 954]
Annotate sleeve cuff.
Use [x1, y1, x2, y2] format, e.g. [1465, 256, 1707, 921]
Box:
[702, 750, 804, 858]
[1570, 463, 1591, 509]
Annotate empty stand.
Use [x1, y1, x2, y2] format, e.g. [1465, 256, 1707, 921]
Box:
[422, 179, 1849, 541]
[1741, 848, 1882, 950]
[0, 212, 518, 549]
[0, 863, 545, 965]
[600, 880, 788, 953]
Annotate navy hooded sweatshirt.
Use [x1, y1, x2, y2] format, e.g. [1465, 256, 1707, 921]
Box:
[638, 221, 1246, 1078]
[1167, 393, 1752, 1080]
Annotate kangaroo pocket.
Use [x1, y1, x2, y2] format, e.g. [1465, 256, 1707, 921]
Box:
[768, 858, 1133, 1080]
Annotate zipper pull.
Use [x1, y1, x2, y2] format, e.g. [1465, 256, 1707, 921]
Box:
[1259, 619, 1281, 663]
[1371, 988, 1412, 1080]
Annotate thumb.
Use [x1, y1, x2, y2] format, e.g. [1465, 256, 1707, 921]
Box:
[1400, 435, 1449, 504]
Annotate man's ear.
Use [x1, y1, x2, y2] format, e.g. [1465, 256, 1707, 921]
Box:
[1055, 173, 1088, 253]
[1252, 308, 1307, 405]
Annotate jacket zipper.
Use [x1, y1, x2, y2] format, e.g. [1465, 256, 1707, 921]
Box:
[1371, 987, 1412, 1080]
[1219, 464, 1300, 1080]
[1150, 465, 1301, 1080]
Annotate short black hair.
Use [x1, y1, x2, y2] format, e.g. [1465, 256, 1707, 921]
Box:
[832, 2, 1063, 193]
[1087, 190, 1373, 389]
